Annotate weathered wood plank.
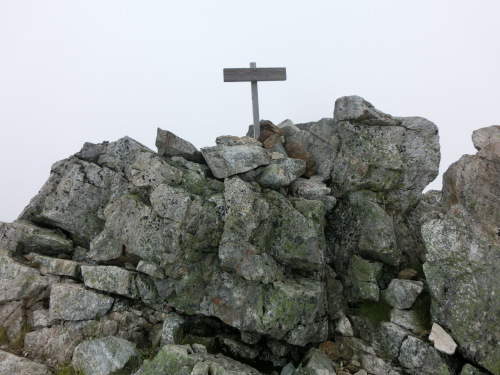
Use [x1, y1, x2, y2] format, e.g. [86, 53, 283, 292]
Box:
[250, 63, 260, 138]
[224, 67, 286, 82]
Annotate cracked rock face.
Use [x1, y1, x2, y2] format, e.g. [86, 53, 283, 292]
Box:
[422, 125, 500, 374]
[0, 96, 497, 375]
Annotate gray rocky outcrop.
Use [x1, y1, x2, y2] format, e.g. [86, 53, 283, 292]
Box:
[134, 343, 263, 375]
[295, 347, 337, 374]
[422, 125, 500, 374]
[0, 250, 54, 303]
[1, 96, 497, 375]
[81, 265, 139, 299]
[256, 157, 306, 189]
[156, 127, 203, 162]
[0, 350, 52, 375]
[0, 220, 73, 256]
[201, 136, 272, 178]
[49, 284, 114, 321]
[72, 336, 139, 375]
[398, 336, 451, 375]
[28, 252, 80, 277]
[381, 279, 423, 309]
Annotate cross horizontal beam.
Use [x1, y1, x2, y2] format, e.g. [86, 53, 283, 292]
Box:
[223, 67, 286, 82]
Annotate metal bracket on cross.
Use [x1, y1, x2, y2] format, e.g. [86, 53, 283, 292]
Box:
[223, 62, 287, 139]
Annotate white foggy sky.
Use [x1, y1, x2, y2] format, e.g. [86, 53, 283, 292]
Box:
[1, 1, 499, 223]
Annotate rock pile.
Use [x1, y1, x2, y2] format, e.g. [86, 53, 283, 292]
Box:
[0, 96, 498, 375]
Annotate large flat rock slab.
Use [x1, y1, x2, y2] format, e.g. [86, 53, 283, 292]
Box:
[49, 283, 114, 321]
[72, 336, 138, 375]
[156, 128, 202, 162]
[201, 136, 271, 178]
[0, 350, 51, 375]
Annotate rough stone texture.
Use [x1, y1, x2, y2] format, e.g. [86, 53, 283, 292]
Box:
[136, 260, 165, 279]
[32, 309, 53, 329]
[156, 127, 202, 162]
[335, 314, 354, 337]
[295, 347, 337, 375]
[325, 265, 346, 320]
[0, 300, 24, 342]
[24, 323, 86, 366]
[336, 336, 403, 375]
[381, 279, 423, 309]
[219, 335, 260, 360]
[19, 148, 131, 248]
[82, 265, 139, 298]
[49, 284, 113, 321]
[29, 253, 80, 277]
[398, 336, 451, 375]
[202, 270, 328, 345]
[375, 322, 410, 361]
[72, 336, 138, 375]
[460, 364, 489, 375]
[390, 308, 426, 333]
[278, 119, 300, 137]
[422, 206, 500, 372]
[0, 350, 52, 375]
[0, 250, 52, 302]
[161, 312, 185, 346]
[472, 125, 500, 152]
[90, 184, 221, 267]
[256, 157, 306, 189]
[429, 323, 457, 355]
[329, 190, 400, 277]
[257, 120, 283, 149]
[346, 255, 383, 303]
[442, 132, 500, 232]
[0, 220, 73, 256]
[130, 151, 183, 190]
[218, 177, 324, 281]
[318, 341, 341, 361]
[2, 98, 496, 375]
[285, 118, 340, 180]
[290, 178, 337, 211]
[78, 136, 154, 179]
[334, 95, 400, 126]
[283, 136, 317, 178]
[201, 137, 271, 178]
[332, 96, 440, 212]
[134, 344, 263, 375]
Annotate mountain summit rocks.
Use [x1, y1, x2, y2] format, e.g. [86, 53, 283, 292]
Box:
[0, 96, 498, 375]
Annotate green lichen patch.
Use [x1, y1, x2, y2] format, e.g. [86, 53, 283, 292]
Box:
[54, 363, 85, 375]
[411, 291, 432, 334]
[9, 323, 32, 353]
[0, 326, 9, 345]
[353, 300, 392, 326]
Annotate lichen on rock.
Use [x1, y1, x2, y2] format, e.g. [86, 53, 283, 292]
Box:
[1, 96, 498, 375]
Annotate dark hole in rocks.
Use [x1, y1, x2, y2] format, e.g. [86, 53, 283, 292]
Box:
[179, 314, 306, 374]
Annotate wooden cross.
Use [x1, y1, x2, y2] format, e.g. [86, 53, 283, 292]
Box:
[223, 62, 286, 139]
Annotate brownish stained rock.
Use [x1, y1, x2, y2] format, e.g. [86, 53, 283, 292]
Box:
[284, 139, 316, 177]
[319, 340, 341, 361]
[258, 120, 283, 149]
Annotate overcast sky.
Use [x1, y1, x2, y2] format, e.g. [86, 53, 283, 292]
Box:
[1, 1, 499, 223]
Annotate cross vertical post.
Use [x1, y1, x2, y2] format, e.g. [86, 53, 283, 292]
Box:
[223, 62, 287, 139]
[250, 62, 260, 139]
